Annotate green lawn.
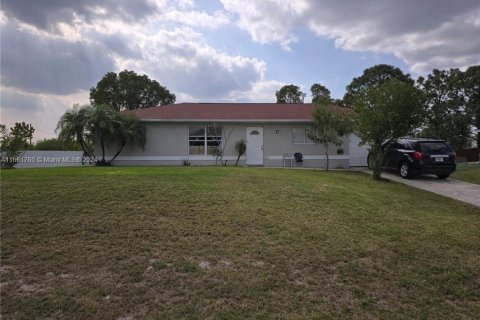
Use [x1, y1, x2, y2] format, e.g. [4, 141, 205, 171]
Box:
[1, 167, 479, 319]
[452, 163, 480, 184]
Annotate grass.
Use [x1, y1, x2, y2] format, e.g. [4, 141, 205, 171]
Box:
[1, 166, 479, 319]
[451, 163, 480, 184]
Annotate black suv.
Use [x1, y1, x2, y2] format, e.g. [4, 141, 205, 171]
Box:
[368, 138, 456, 179]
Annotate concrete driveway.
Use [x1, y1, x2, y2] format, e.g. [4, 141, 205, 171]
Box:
[367, 171, 480, 208]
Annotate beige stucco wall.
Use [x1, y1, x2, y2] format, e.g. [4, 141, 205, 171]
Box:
[99, 121, 351, 168]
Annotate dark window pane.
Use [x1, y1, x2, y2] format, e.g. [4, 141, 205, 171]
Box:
[207, 140, 220, 155]
[207, 140, 220, 146]
[207, 126, 222, 136]
[189, 139, 205, 155]
[420, 142, 452, 154]
[189, 127, 205, 136]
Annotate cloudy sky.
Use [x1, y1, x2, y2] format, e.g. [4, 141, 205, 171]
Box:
[1, 0, 479, 140]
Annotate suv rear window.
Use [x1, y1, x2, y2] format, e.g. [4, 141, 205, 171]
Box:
[420, 142, 452, 154]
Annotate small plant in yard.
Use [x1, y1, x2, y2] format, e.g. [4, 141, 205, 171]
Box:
[210, 124, 233, 166]
[152, 261, 167, 270]
[127, 270, 143, 283]
[234, 139, 247, 166]
[182, 158, 191, 166]
[307, 104, 354, 171]
[174, 261, 198, 273]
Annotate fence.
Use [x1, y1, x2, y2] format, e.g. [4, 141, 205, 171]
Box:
[455, 148, 479, 162]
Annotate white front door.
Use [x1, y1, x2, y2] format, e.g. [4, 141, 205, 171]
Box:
[246, 127, 263, 165]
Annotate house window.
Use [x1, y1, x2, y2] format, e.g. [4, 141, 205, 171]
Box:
[189, 126, 222, 155]
[292, 127, 314, 144]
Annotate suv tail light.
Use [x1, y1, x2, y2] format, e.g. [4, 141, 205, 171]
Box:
[412, 151, 423, 160]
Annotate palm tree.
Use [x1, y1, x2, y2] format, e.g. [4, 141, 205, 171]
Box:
[108, 114, 146, 164]
[234, 139, 246, 166]
[57, 104, 146, 166]
[56, 104, 93, 156]
[87, 104, 117, 165]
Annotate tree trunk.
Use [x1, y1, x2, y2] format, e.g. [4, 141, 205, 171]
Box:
[78, 139, 88, 156]
[98, 137, 107, 166]
[108, 141, 126, 165]
[477, 132, 480, 161]
[372, 143, 383, 180]
[325, 143, 329, 171]
[235, 154, 241, 166]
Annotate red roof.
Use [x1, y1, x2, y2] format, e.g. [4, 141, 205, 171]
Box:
[127, 103, 347, 121]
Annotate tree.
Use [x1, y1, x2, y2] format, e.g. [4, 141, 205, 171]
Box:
[354, 79, 424, 180]
[211, 125, 233, 166]
[0, 124, 24, 168]
[310, 83, 332, 105]
[0, 122, 35, 168]
[234, 139, 246, 166]
[416, 68, 471, 149]
[463, 65, 480, 147]
[88, 105, 117, 165]
[307, 105, 354, 171]
[344, 64, 414, 106]
[10, 122, 35, 148]
[108, 114, 146, 163]
[276, 84, 304, 103]
[57, 104, 146, 166]
[90, 70, 176, 111]
[56, 104, 93, 156]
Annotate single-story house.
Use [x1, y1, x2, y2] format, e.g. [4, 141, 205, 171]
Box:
[102, 103, 368, 168]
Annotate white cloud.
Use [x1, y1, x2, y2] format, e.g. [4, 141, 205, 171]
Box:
[221, 0, 308, 51]
[225, 80, 285, 102]
[129, 26, 266, 99]
[172, 0, 194, 10]
[0, 0, 272, 140]
[162, 9, 229, 29]
[221, 0, 480, 72]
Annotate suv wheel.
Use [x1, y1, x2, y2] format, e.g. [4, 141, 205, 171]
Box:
[399, 162, 412, 179]
[437, 174, 450, 179]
